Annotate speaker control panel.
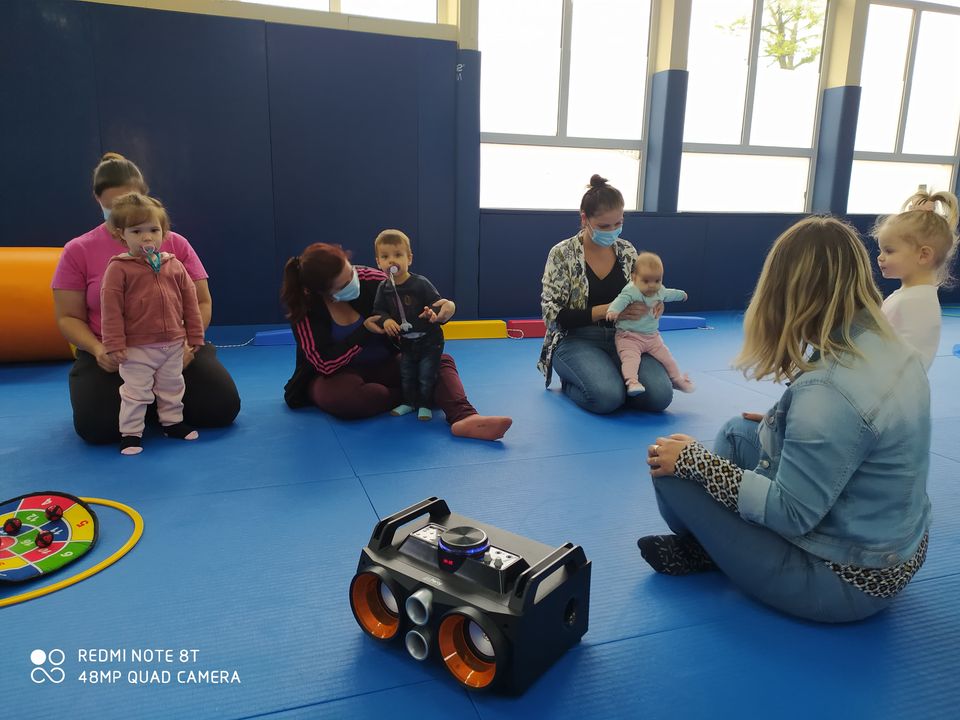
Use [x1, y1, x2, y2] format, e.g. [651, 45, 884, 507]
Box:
[401, 523, 528, 594]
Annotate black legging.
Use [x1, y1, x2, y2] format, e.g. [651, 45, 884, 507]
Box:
[68, 344, 241, 444]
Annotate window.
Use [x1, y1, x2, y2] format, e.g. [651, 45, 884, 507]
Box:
[236, 0, 330, 10]
[678, 154, 809, 212]
[340, 0, 436, 24]
[230, 0, 443, 23]
[847, 161, 954, 214]
[850, 3, 960, 214]
[479, 0, 652, 209]
[679, 0, 828, 211]
[481, 145, 641, 210]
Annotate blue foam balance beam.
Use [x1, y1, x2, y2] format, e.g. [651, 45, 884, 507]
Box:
[659, 315, 707, 331]
[255, 329, 295, 346]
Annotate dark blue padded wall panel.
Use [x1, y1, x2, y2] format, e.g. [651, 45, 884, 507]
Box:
[478, 211, 581, 319]
[0, 0, 101, 247]
[811, 85, 861, 214]
[415, 40, 457, 300]
[268, 24, 455, 298]
[643, 69, 688, 213]
[90, 4, 277, 324]
[454, 48, 482, 319]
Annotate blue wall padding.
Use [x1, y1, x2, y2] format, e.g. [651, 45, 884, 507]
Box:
[454, 49, 482, 319]
[268, 23, 456, 304]
[643, 69, 688, 213]
[90, 2, 278, 325]
[0, 0, 101, 247]
[811, 85, 861, 214]
[0, 0, 458, 325]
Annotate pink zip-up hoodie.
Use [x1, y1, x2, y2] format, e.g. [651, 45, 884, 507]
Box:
[100, 253, 205, 353]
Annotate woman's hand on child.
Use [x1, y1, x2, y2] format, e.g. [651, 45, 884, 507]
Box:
[383, 318, 401, 337]
[182, 342, 197, 369]
[364, 316, 386, 334]
[106, 349, 127, 366]
[605, 310, 620, 322]
[619, 301, 664, 321]
[647, 434, 697, 477]
[95, 345, 121, 372]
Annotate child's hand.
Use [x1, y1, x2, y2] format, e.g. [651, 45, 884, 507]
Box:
[364, 316, 386, 334]
[182, 342, 197, 369]
[605, 310, 620, 322]
[107, 349, 127, 365]
[383, 318, 401, 337]
[419, 306, 439, 323]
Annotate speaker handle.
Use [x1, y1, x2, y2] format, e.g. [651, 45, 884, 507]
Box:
[511, 543, 588, 611]
[370, 497, 451, 551]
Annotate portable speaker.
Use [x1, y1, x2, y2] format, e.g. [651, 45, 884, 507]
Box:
[349, 497, 591, 694]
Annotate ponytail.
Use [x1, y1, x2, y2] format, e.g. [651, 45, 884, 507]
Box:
[281, 256, 307, 322]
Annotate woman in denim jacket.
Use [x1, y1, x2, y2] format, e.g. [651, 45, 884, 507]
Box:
[638, 216, 931, 622]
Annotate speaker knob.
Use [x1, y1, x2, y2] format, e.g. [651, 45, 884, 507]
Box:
[438, 526, 489, 556]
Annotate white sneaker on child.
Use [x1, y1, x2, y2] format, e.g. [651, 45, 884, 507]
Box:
[626, 381, 646, 396]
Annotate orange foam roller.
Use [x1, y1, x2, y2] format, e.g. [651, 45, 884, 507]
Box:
[0, 247, 73, 362]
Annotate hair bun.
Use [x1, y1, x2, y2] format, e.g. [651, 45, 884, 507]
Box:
[101, 152, 126, 162]
[589, 174, 608, 189]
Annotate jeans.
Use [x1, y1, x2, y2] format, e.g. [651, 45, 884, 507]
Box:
[651, 415, 890, 622]
[398, 333, 444, 408]
[551, 326, 673, 413]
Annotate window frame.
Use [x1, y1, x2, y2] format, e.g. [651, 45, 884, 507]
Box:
[479, 0, 653, 210]
[852, 1, 960, 196]
[679, 0, 830, 212]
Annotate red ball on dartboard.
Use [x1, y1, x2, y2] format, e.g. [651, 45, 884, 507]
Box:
[35, 531, 55, 549]
[45, 505, 63, 521]
[3, 518, 21, 534]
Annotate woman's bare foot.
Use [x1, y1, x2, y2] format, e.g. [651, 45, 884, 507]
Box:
[450, 414, 513, 441]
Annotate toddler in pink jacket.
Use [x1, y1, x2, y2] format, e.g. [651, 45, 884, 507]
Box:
[100, 193, 204, 455]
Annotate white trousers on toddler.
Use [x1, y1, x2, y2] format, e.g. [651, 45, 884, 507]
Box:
[118, 343, 185, 437]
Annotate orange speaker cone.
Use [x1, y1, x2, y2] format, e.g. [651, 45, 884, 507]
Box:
[350, 572, 400, 640]
[438, 613, 498, 688]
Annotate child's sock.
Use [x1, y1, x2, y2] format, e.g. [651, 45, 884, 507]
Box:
[636, 534, 716, 575]
[672, 374, 696, 393]
[162, 422, 199, 440]
[418, 407, 432, 421]
[120, 435, 143, 456]
[391, 404, 415, 416]
[626, 380, 646, 396]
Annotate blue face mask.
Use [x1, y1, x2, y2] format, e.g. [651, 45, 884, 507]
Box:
[102, 205, 111, 221]
[331, 268, 361, 302]
[589, 223, 622, 247]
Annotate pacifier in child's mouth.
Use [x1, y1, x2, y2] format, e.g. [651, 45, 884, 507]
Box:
[389, 265, 400, 275]
[142, 245, 162, 273]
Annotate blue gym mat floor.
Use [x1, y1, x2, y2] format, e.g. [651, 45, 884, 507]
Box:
[2, 311, 958, 720]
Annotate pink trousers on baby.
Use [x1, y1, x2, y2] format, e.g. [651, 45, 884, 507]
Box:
[615, 330, 683, 384]
[118, 344, 185, 436]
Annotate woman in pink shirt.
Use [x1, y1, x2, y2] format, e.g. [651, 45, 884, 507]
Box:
[52, 153, 240, 443]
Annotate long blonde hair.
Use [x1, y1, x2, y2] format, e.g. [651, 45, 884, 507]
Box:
[734, 216, 889, 383]
[872, 189, 959, 286]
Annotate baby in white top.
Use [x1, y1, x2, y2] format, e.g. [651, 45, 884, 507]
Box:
[874, 188, 959, 371]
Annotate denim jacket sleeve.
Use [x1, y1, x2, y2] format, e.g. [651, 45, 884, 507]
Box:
[737, 381, 877, 536]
